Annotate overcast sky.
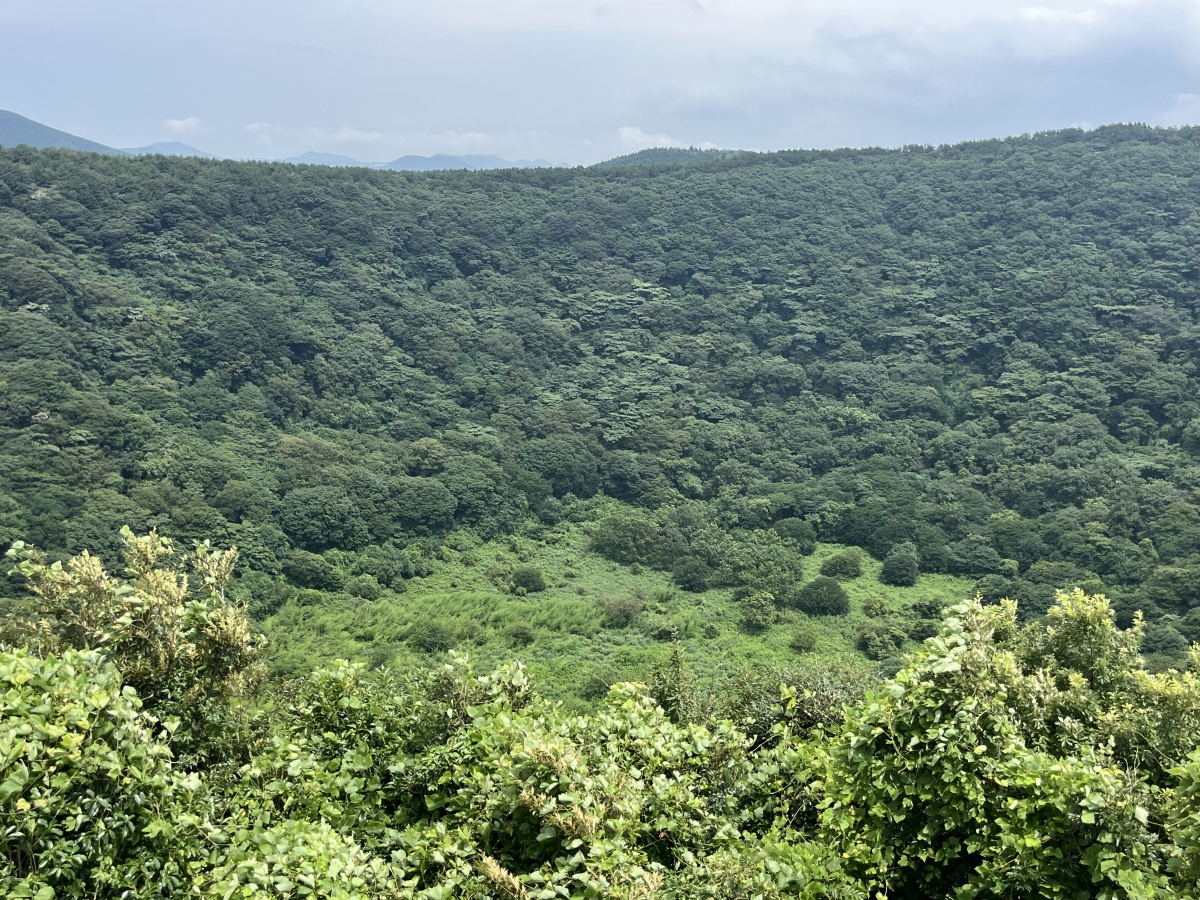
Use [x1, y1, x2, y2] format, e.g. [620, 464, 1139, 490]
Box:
[3, 0, 1199, 164]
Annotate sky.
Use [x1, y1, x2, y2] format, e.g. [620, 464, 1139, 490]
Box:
[2, 0, 1199, 164]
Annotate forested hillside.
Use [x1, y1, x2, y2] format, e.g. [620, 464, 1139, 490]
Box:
[8, 125, 1200, 898]
[4, 125, 1200, 686]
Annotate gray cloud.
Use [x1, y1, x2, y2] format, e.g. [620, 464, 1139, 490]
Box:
[1, 0, 1198, 162]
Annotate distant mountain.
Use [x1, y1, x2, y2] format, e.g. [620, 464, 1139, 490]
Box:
[0, 109, 124, 155]
[122, 141, 214, 158]
[283, 151, 369, 167]
[594, 147, 745, 169]
[380, 153, 553, 172]
[0, 110, 563, 170]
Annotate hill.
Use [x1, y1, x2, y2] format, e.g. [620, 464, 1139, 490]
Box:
[380, 152, 554, 171]
[0, 109, 124, 154]
[283, 151, 372, 167]
[122, 141, 215, 158]
[4, 124, 1200, 696]
[9, 123, 1200, 899]
[594, 145, 746, 168]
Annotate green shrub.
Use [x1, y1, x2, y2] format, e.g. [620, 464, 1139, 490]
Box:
[740, 591, 777, 633]
[0, 648, 196, 897]
[772, 518, 817, 554]
[643, 615, 680, 641]
[346, 573, 383, 600]
[856, 619, 908, 660]
[673, 556, 714, 592]
[790, 625, 819, 653]
[511, 565, 547, 593]
[820, 549, 863, 580]
[822, 593, 1182, 899]
[862, 596, 892, 618]
[880, 542, 920, 587]
[506, 621, 536, 647]
[906, 619, 940, 642]
[203, 820, 396, 898]
[597, 593, 643, 628]
[407, 620, 454, 652]
[283, 550, 345, 591]
[791, 576, 850, 616]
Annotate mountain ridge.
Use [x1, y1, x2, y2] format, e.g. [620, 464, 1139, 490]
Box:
[0, 109, 125, 155]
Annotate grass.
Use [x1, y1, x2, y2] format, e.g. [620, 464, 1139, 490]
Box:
[260, 523, 978, 708]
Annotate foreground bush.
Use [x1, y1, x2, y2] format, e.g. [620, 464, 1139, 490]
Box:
[7, 533, 1200, 898]
[0, 649, 200, 898]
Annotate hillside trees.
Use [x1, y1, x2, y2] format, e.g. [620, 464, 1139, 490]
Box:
[6, 128, 1200, 659]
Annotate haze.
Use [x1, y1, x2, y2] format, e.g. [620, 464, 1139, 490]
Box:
[3, 0, 1199, 163]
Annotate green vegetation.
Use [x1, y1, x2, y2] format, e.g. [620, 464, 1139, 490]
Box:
[592, 146, 747, 168]
[7, 124, 1200, 892]
[5, 532, 1200, 897]
[5, 126, 1200, 685]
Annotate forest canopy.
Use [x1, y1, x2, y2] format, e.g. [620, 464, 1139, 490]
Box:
[4, 125, 1200, 669]
[5, 124, 1200, 896]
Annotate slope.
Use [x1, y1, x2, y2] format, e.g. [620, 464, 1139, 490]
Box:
[3, 124, 1200, 696]
[0, 109, 125, 154]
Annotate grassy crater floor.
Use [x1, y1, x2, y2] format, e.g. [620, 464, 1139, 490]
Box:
[261, 524, 977, 707]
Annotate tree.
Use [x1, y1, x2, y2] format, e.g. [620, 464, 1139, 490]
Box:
[790, 576, 850, 616]
[819, 592, 1191, 898]
[880, 541, 920, 587]
[277, 487, 366, 551]
[820, 549, 863, 580]
[4, 528, 266, 768]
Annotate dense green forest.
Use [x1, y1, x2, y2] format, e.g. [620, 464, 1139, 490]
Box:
[4, 125, 1200, 686]
[6, 124, 1200, 895]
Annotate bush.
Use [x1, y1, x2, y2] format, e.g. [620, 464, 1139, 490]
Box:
[672, 556, 714, 592]
[911, 597, 945, 619]
[863, 596, 892, 618]
[597, 593, 643, 628]
[740, 591, 777, 633]
[407, 620, 454, 652]
[578, 667, 620, 701]
[790, 625, 819, 653]
[592, 509, 659, 564]
[346, 574, 383, 600]
[974, 574, 1013, 604]
[204, 821, 394, 899]
[857, 619, 908, 660]
[772, 518, 816, 554]
[791, 576, 850, 616]
[643, 615, 680, 641]
[506, 622, 536, 647]
[820, 549, 863, 580]
[907, 619, 941, 642]
[283, 550, 345, 591]
[511, 565, 547, 593]
[880, 541, 920, 587]
[0, 648, 194, 897]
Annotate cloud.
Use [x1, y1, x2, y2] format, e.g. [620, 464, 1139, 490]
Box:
[164, 116, 200, 134]
[617, 125, 685, 149]
[334, 125, 384, 142]
[8, 0, 1200, 162]
[1015, 6, 1100, 25]
[243, 121, 284, 146]
[1158, 92, 1200, 125]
